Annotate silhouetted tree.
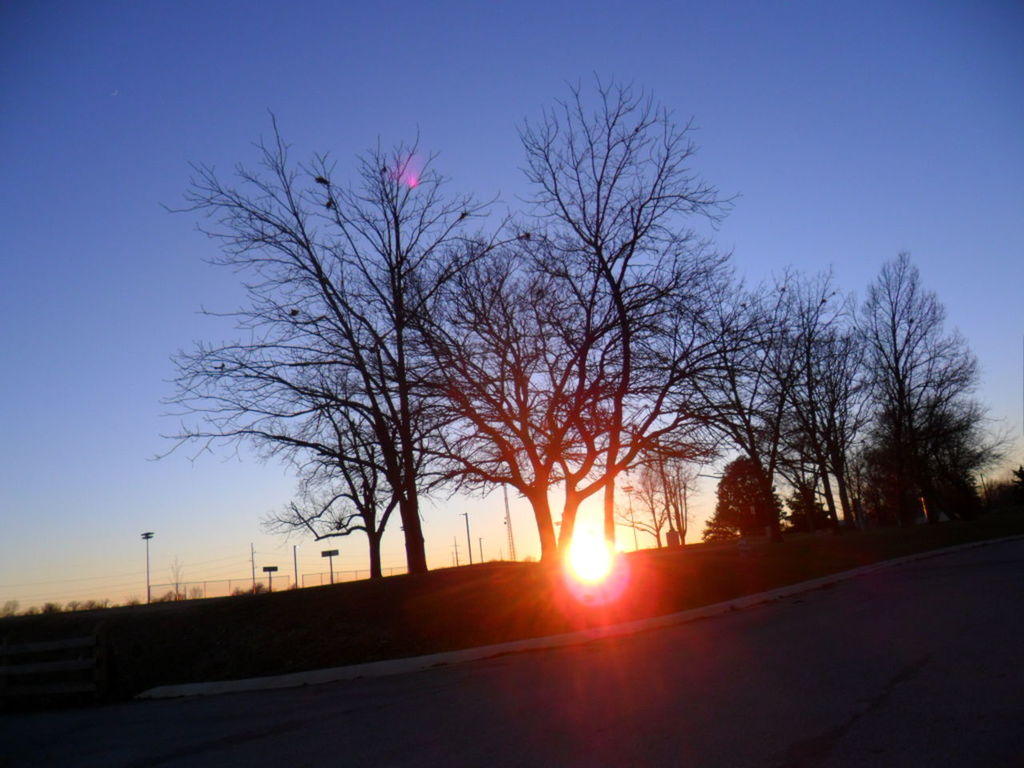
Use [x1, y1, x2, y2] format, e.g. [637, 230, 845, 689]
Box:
[695, 274, 802, 542]
[615, 469, 671, 548]
[703, 456, 781, 541]
[615, 452, 700, 546]
[778, 272, 867, 528]
[650, 452, 699, 545]
[264, 402, 398, 578]
[859, 254, 999, 523]
[168, 121, 491, 574]
[169, 557, 185, 600]
[521, 78, 729, 551]
[783, 483, 829, 533]
[421, 80, 729, 560]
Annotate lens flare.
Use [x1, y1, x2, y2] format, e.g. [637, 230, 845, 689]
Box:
[563, 532, 630, 606]
[567, 535, 614, 584]
[390, 153, 423, 188]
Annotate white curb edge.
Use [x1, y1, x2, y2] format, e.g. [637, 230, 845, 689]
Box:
[137, 534, 1023, 701]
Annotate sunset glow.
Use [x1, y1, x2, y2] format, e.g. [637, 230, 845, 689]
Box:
[563, 532, 630, 606]
[566, 534, 615, 585]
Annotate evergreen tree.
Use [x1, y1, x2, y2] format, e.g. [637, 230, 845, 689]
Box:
[703, 457, 780, 541]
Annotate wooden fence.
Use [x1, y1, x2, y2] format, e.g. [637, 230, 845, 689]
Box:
[1, 632, 106, 706]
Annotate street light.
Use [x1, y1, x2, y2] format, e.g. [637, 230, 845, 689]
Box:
[622, 484, 638, 551]
[141, 532, 154, 604]
[461, 512, 473, 565]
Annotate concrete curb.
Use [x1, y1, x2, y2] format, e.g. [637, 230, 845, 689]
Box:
[137, 534, 1023, 700]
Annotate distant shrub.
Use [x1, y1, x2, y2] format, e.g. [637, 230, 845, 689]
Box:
[231, 583, 267, 596]
[41, 602, 63, 614]
[1, 599, 18, 617]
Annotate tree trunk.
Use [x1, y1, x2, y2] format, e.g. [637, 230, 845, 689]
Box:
[602, 476, 617, 547]
[399, 493, 428, 574]
[558, 490, 581, 552]
[367, 530, 383, 579]
[528, 489, 559, 563]
[817, 460, 840, 532]
[832, 455, 855, 528]
[679, 485, 688, 545]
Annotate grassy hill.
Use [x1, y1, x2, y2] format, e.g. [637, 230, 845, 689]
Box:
[3, 507, 1022, 705]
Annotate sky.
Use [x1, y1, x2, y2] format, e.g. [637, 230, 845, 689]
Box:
[1, 0, 1021, 608]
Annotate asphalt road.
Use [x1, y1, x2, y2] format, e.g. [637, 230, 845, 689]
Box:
[3, 538, 1022, 768]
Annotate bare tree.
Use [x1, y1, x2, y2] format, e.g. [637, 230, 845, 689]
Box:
[420, 248, 579, 559]
[421, 81, 730, 561]
[167, 120, 490, 574]
[778, 272, 868, 528]
[264, 401, 397, 578]
[859, 253, 999, 523]
[170, 557, 185, 600]
[525, 79, 732, 549]
[615, 456, 698, 547]
[695, 274, 803, 542]
[651, 453, 700, 545]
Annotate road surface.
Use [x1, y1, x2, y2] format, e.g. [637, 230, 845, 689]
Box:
[3, 538, 1022, 767]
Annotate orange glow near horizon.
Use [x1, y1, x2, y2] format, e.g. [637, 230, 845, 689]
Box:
[563, 531, 630, 605]
[566, 534, 615, 585]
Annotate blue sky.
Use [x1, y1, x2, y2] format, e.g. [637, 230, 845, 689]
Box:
[1, 0, 1021, 607]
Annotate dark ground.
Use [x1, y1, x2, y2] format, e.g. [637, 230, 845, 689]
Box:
[3, 535, 1022, 767]
[2, 509, 1022, 703]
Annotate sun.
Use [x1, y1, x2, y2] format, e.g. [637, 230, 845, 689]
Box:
[566, 533, 615, 585]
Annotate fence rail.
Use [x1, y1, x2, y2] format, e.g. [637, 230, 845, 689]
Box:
[149, 576, 281, 600]
[301, 567, 406, 587]
[149, 566, 408, 601]
[1, 632, 106, 704]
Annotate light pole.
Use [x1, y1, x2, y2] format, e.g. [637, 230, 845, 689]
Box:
[141, 532, 154, 603]
[461, 511, 473, 565]
[622, 484, 638, 551]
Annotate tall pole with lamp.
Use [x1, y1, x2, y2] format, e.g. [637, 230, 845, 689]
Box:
[461, 512, 473, 565]
[141, 532, 154, 604]
[622, 484, 638, 551]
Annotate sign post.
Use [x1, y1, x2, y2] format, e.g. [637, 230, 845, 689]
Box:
[321, 549, 339, 584]
[262, 565, 278, 592]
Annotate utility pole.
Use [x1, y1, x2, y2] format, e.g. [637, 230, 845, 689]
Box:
[250, 542, 256, 591]
[479, 537, 484, 563]
[503, 485, 517, 561]
[453, 536, 460, 567]
[141, 532, 154, 604]
[293, 545, 298, 589]
[461, 511, 473, 564]
[623, 483, 638, 551]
